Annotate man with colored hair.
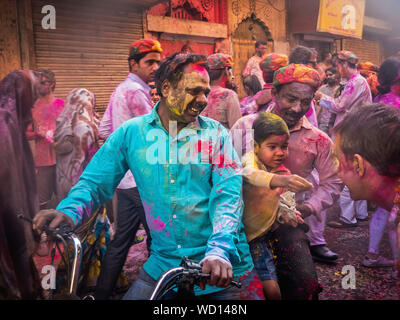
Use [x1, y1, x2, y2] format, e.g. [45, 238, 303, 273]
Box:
[94, 39, 162, 299]
[231, 64, 342, 268]
[201, 53, 242, 129]
[333, 103, 400, 287]
[33, 53, 264, 300]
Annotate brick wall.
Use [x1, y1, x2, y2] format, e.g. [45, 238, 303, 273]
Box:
[341, 38, 383, 65]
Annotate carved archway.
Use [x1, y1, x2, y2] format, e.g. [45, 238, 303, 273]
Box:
[232, 14, 274, 98]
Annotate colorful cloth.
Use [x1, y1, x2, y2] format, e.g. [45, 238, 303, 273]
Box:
[273, 64, 321, 89]
[358, 62, 379, 98]
[201, 85, 242, 129]
[27, 98, 65, 167]
[374, 92, 400, 108]
[0, 70, 41, 299]
[243, 55, 265, 87]
[358, 61, 377, 73]
[53, 208, 121, 297]
[56, 104, 254, 296]
[319, 72, 372, 129]
[54, 88, 100, 200]
[129, 39, 162, 56]
[240, 95, 258, 116]
[259, 53, 288, 75]
[99, 72, 153, 189]
[207, 53, 233, 70]
[365, 72, 379, 98]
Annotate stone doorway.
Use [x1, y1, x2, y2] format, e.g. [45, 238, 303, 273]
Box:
[232, 15, 273, 99]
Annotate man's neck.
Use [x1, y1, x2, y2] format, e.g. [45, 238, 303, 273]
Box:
[130, 72, 148, 85]
[211, 77, 226, 88]
[345, 69, 358, 80]
[37, 93, 55, 105]
[157, 100, 186, 135]
[390, 82, 400, 96]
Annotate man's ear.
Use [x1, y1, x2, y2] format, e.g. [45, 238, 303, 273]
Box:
[271, 87, 278, 99]
[353, 154, 365, 177]
[130, 59, 138, 73]
[161, 80, 170, 98]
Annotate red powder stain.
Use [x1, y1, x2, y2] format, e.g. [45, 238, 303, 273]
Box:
[215, 189, 223, 193]
[237, 272, 265, 300]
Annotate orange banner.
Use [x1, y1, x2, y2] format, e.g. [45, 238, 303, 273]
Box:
[317, 0, 366, 39]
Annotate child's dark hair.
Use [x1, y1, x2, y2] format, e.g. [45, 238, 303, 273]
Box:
[253, 112, 290, 145]
[243, 75, 262, 96]
[155, 52, 208, 97]
[334, 103, 400, 177]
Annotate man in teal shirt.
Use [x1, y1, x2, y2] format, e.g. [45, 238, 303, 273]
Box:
[33, 53, 263, 300]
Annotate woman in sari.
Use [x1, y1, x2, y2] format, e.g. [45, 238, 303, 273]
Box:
[0, 70, 41, 299]
[53, 88, 125, 297]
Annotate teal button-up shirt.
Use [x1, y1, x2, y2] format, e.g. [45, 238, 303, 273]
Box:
[56, 103, 254, 295]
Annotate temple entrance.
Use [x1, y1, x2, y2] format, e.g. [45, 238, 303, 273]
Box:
[232, 15, 273, 99]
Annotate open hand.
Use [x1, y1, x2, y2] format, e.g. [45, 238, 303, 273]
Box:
[271, 174, 313, 193]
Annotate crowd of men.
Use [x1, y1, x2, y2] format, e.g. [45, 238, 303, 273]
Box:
[1, 38, 399, 300]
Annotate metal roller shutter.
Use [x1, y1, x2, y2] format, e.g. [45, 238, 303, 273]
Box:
[32, 0, 144, 115]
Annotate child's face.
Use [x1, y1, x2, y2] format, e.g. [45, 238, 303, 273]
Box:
[256, 134, 289, 170]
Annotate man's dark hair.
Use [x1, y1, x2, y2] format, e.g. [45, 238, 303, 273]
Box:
[377, 56, 400, 95]
[128, 52, 148, 72]
[326, 67, 338, 74]
[36, 69, 56, 91]
[289, 46, 313, 64]
[155, 52, 208, 97]
[253, 112, 289, 145]
[255, 41, 267, 48]
[242, 75, 262, 96]
[334, 103, 400, 177]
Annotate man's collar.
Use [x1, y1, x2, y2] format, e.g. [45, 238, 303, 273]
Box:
[127, 72, 150, 92]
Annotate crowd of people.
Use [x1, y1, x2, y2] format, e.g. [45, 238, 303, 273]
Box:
[0, 38, 399, 300]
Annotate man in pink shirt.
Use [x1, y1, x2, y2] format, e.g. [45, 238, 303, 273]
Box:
[315, 51, 372, 229]
[243, 41, 268, 87]
[231, 64, 343, 263]
[95, 39, 162, 300]
[26, 69, 65, 210]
